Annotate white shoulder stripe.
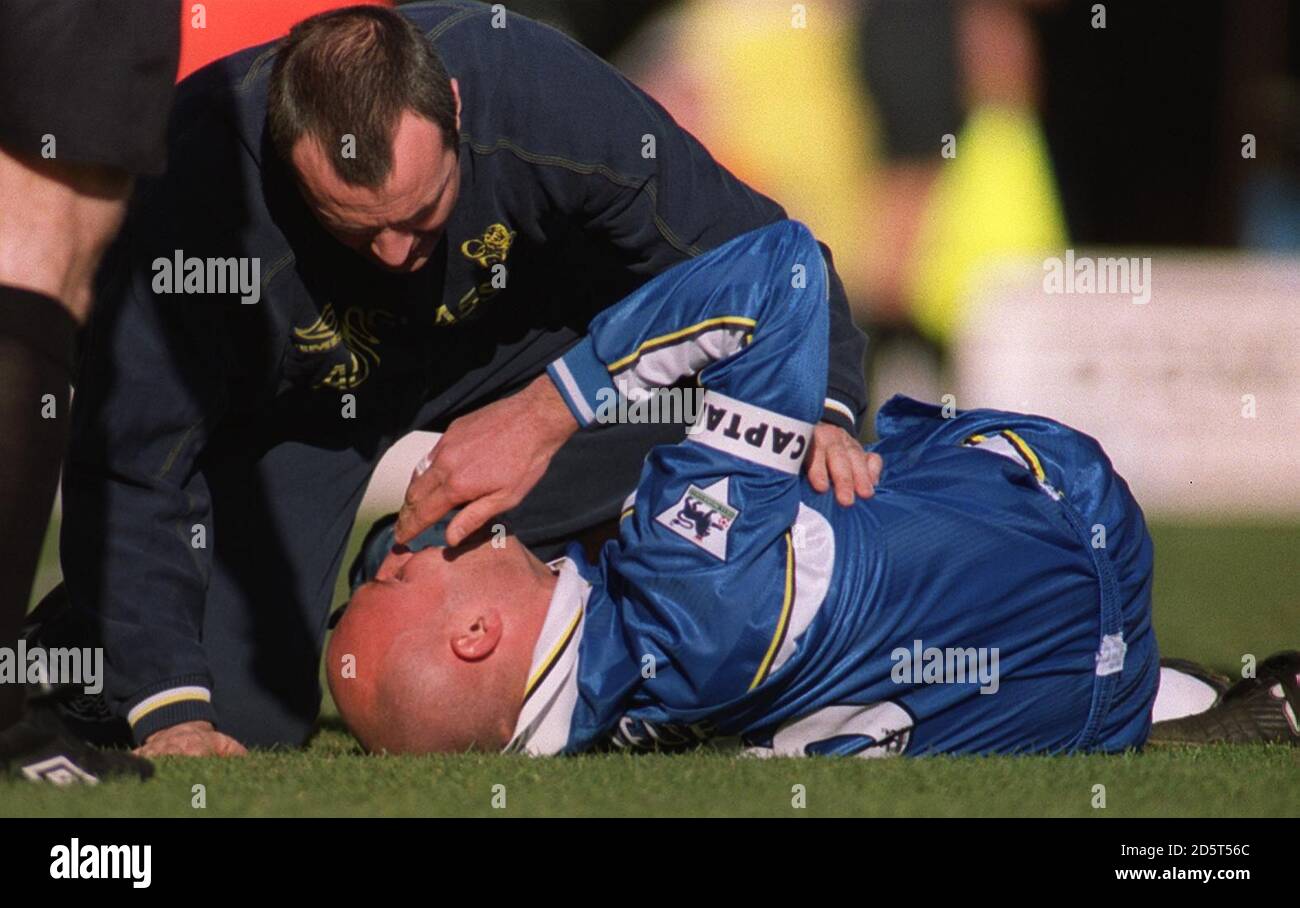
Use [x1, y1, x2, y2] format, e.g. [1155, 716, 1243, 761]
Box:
[613, 327, 749, 395]
[770, 503, 835, 675]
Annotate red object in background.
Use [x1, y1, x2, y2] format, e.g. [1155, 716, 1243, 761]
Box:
[176, 0, 394, 82]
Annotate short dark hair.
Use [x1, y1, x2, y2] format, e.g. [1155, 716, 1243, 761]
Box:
[268, 6, 457, 188]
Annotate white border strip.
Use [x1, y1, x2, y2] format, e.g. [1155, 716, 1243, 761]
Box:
[127, 685, 212, 727]
[823, 397, 856, 426]
[551, 359, 596, 425]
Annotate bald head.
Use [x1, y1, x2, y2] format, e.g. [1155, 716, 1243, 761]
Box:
[326, 536, 556, 754]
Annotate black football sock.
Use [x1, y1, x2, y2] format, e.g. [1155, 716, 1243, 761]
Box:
[0, 285, 77, 731]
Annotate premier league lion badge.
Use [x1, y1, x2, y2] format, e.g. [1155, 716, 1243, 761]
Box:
[655, 478, 739, 561]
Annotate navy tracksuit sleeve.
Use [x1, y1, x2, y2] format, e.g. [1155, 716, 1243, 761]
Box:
[60, 231, 230, 741]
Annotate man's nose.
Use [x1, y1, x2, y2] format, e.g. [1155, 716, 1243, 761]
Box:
[376, 546, 416, 581]
[371, 229, 415, 267]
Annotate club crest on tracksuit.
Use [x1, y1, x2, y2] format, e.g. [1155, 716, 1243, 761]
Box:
[656, 478, 738, 560]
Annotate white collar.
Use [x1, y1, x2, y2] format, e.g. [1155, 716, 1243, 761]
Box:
[504, 557, 591, 755]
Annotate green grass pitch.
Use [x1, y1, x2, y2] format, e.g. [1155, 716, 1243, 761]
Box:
[4, 520, 1297, 817]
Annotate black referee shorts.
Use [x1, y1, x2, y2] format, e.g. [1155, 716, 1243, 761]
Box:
[0, 0, 181, 174]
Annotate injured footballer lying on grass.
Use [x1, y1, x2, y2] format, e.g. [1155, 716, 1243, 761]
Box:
[322, 221, 1298, 757]
[15, 221, 1297, 768]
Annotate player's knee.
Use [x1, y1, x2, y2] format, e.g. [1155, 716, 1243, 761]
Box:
[0, 147, 130, 320]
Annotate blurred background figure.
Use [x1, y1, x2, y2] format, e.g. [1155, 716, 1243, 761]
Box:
[618, 0, 1068, 418]
[610, 0, 1298, 426]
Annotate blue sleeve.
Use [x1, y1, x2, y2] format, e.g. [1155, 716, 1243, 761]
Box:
[546, 219, 828, 436]
[550, 220, 829, 709]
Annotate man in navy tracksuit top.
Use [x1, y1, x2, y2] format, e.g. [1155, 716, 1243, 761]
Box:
[58, 2, 876, 752]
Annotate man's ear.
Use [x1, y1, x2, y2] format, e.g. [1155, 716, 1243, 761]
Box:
[451, 78, 462, 133]
[450, 608, 501, 662]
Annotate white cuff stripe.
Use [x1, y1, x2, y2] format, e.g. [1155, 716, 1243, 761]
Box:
[552, 359, 595, 425]
[823, 398, 856, 426]
[127, 685, 211, 727]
